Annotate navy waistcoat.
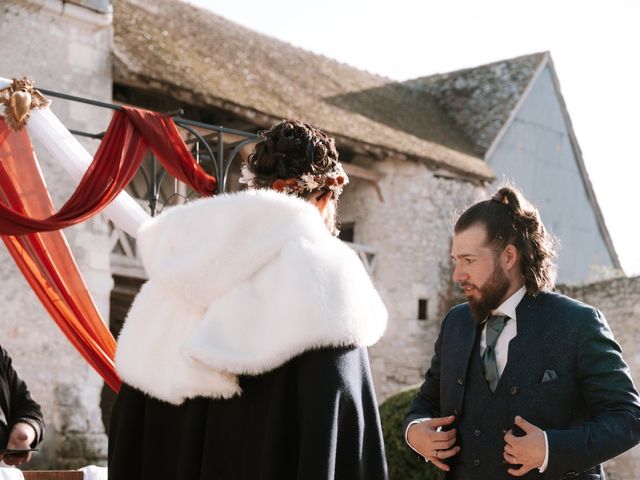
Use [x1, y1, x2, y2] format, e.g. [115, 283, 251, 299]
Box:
[448, 329, 542, 480]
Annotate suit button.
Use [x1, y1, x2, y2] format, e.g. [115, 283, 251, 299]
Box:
[457, 377, 464, 385]
[474, 429, 481, 437]
[453, 409, 459, 416]
[510, 386, 520, 396]
[473, 458, 481, 467]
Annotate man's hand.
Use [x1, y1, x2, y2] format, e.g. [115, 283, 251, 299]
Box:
[407, 415, 460, 472]
[503, 416, 546, 476]
[1, 422, 36, 466]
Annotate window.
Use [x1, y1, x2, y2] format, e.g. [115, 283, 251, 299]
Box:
[417, 299, 428, 321]
[339, 222, 355, 243]
[338, 149, 355, 164]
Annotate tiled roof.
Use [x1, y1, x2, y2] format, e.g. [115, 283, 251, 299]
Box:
[113, 0, 493, 181]
[407, 53, 547, 154]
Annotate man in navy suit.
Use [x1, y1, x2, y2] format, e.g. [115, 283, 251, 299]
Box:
[403, 186, 640, 479]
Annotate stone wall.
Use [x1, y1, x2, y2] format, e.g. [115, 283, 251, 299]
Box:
[558, 276, 640, 479]
[0, 0, 113, 468]
[339, 156, 484, 401]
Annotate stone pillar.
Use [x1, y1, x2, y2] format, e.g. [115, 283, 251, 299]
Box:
[54, 383, 109, 469]
[0, 0, 113, 468]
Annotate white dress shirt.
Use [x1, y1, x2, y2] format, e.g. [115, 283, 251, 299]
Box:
[480, 287, 524, 377]
[406, 286, 549, 472]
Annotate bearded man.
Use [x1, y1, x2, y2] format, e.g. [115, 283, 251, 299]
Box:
[403, 186, 640, 479]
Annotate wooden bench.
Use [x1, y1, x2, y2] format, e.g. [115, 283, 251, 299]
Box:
[23, 472, 84, 480]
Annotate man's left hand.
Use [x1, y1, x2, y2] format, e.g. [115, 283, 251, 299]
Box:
[2, 422, 36, 466]
[503, 416, 546, 476]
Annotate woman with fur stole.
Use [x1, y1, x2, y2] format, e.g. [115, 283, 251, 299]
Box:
[108, 120, 389, 480]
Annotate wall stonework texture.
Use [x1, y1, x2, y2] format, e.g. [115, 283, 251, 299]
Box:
[0, 0, 113, 468]
[559, 276, 640, 479]
[339, 157, 484, 401]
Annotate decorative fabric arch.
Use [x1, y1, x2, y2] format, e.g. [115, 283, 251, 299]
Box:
[0, 79, 217, 392]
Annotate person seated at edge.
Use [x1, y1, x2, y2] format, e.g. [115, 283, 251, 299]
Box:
[108, 120, 389, 480]
[0, 344, 44, 468]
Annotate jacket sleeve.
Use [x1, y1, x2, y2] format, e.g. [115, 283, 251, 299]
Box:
[1, 345, 45, 448]
[544, 308, 640, 478]
[402, 312, 450, 434]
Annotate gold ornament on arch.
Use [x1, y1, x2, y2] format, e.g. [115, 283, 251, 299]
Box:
[0, 77, 50, 132]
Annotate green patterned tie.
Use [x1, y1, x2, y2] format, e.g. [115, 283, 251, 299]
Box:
[482, 315, 509, 392]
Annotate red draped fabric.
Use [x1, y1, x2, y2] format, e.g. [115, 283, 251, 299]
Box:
[0, 108, 216, 235]
[122, 107, 216, 195]
[0, 123, 122, 391]
[0, 107, 217, 391]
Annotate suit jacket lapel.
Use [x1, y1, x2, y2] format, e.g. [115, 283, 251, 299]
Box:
[503, 293, 540, 380]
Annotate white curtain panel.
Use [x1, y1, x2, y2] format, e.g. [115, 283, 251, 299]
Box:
[79, 465, 108, 480]
[0, 76, 151, 237]
[0, 466, 24, 480]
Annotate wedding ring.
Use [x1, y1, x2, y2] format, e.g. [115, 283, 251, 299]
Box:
[434, 449, 440, 458]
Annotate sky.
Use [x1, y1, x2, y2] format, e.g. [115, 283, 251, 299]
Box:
[187, 0, 640, 276]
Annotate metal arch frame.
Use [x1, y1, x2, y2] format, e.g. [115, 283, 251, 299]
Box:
[36, 88, 380, 276]
[38, 87, 260, 215]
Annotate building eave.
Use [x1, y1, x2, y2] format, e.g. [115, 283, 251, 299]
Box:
[113, 66, 494, 185]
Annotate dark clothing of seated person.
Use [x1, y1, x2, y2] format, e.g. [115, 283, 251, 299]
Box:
[0, 344, 44, 466]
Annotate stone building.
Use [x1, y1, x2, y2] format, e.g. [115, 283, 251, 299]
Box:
[409, 54, 621, 283]
[110, 0, 621, 400]
[110, 0, 492, 403]
[1, 0, 637, 476]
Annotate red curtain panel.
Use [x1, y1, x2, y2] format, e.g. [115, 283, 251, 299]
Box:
[0, 123, 121, 391]
[0, 109, 215, 235]
[122, 106, 216, 195]
[0, 107, 217, 391]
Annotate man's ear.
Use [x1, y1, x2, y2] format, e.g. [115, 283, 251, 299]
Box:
[502, 244, 519, 271]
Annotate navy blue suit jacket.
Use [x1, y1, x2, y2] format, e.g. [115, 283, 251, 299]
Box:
[404, 292, 640, 479]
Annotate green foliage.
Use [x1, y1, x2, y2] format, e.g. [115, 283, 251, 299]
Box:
[379, 386, 440, 480]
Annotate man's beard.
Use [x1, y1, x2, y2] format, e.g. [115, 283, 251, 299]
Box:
[463, 263, 511, 323]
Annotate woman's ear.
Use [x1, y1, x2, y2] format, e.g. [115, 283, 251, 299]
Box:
[310, 190, 333, 215]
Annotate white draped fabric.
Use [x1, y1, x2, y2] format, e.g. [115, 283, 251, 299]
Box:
[0, 466, 23, 480]
[79, 465, 108, 480]
[0, 76, 150, 237]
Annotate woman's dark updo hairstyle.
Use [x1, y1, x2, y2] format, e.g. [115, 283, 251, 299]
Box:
[454, 186, 557, 295]
[245, 120, 340, 194]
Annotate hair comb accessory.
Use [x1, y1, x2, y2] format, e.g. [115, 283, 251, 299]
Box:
[240, 162, 349, 197]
